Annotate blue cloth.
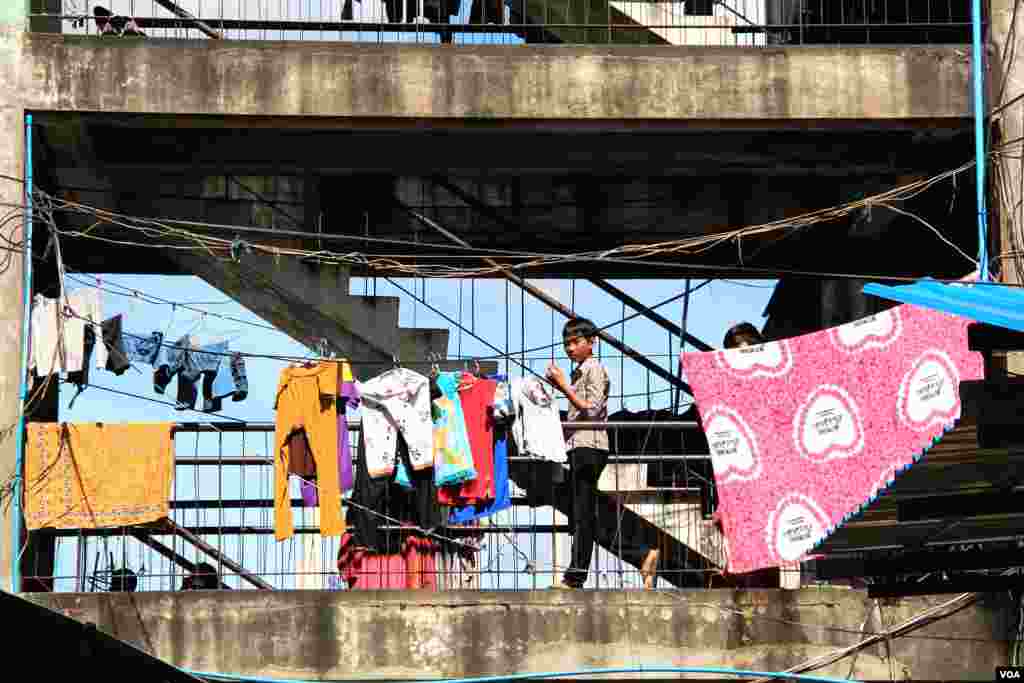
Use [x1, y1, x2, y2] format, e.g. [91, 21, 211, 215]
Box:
[192, 341, 227, 374]
[123, 330, 164, 366]
[449, 429, 510, 523]
[450, 373, 511, 523]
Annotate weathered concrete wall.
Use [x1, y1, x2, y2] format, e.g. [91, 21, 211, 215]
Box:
[29, 588, 1010, 680]
[21, 37, 971, 122]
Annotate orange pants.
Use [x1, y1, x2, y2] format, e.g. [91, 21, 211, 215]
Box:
[274, 362, 343, 541]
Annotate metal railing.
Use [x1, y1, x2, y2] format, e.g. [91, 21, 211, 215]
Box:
[21, 420, 732, 593]
[28, 0, 971, 46]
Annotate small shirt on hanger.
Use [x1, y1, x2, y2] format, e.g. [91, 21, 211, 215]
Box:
[432, 371, 477, 488]
[510, 376, 568, 464]
[357, 367, 433, 479]
[440, 374, 496, 505]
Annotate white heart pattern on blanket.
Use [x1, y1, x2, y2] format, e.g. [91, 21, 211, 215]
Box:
[793, 385, 865, 463]
[713, 340, 793, 380]
[897, 350, 961, 431]
[766, 493, 829, 563]
[703, 405, 762, 484]
[829, 308, 903, 354]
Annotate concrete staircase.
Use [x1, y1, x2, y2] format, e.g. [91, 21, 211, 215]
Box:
[53, 167, 450, 375]
[169, 245, 451, 379]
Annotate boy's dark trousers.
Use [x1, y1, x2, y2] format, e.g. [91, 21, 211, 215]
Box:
[563, 447, 608, 587]
[562, 447, 659, 588]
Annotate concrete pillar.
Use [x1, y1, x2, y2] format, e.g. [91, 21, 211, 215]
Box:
[992, 0, 1024, 377]
[0, 0, 28, 593]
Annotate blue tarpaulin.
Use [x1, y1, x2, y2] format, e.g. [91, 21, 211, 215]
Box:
[863, 279, 1024, 332]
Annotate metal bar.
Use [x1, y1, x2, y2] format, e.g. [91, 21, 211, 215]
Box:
[868, 576, 1024, 598]
[400, 203, 691, 392]
[174, 453, 710, 466]
[164, 520, 273, 590]
[151, 0, 224, 37]
[429, 176, 714, 352]
[816, 548, 1024, 579]
[971, 0, 989, 280]
[588, 278, 714, 351]
[171, 420, 700, 433]
[128, 530, 232, 589]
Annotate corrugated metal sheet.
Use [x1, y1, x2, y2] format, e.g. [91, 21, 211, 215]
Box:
[863, 279, 1024, 331]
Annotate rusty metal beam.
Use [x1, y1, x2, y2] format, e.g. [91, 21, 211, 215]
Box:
[152, 0, 224, 38]
[430, 176, 716, 354]
[586, 277, 714, 351]
[397, 197, 691, 393]
[163, 519, 274, 590]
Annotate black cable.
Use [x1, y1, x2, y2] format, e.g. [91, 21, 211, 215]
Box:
[64, 381, 248, 422]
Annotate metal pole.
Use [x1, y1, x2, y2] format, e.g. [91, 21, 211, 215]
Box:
[672, 278, 692, 416]
[972, 0, 989, 280]
[11, 114, 34, 593]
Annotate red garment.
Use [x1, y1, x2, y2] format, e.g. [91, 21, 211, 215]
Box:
[337, 532, 438, 590]
[439, 375, 496, 506]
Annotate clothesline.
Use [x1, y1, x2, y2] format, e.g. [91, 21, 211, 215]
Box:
[170, 421, 701, 433]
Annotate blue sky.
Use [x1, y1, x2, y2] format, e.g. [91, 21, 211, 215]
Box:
[51, 273, 775, 591]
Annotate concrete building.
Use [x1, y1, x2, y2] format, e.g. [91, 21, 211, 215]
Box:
[2, 0, 1023, 679]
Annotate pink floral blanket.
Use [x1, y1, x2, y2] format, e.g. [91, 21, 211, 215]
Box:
[682, 304, 983, 574]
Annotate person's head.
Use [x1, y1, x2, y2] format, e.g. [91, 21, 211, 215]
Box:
[191, 562, 218, 590]
[562, 318, 598, 363]
[723, 322, 764, 349]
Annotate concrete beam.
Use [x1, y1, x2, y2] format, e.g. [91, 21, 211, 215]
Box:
[23, 36, 971, 122]
[26, 588, 1011, 681]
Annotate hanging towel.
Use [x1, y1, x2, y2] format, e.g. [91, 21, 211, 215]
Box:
[24, 423, 175, 530]
[432, 371, 477, 488]
[682, 304, 983, 574]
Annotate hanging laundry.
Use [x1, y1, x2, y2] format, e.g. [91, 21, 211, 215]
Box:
[24, 422, 175, 530]
[347, 431, 447, 554]
[450, 421, 511, 522]
[274, 362, 344, 541]
[66, 315, 132, 408]
[286, 359, 360, 505]
[510, 376, 568, 464]
[29, 294, 61, 375]
[682, 304, 984, 574]
[432, 371, 477, 488]
[28, 287, 105, 376]
[63, 287, 107, 373]
[357, 367, 433, 479]
[440, 373, 496, 506]
[100, 315, 131, 375]
[336, 532, 439, 591]
[122, 330, 164, 366]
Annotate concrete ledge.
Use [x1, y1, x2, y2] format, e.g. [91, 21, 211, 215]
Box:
[24, 36, 971, 121]
[28, 588, 1008, 680]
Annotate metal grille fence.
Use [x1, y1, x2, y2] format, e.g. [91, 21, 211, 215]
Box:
[28, 0, 971, 45]
[22, 420, 728, 593]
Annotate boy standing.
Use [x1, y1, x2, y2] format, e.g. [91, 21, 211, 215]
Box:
[546, 317, 611, 589]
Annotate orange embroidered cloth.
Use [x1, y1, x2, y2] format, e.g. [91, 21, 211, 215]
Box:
[24, 423, 175, 530]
